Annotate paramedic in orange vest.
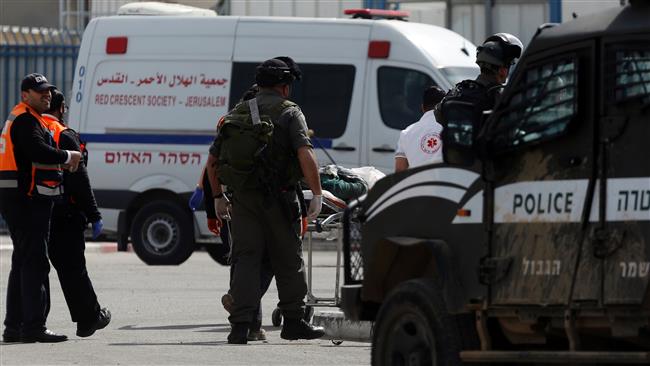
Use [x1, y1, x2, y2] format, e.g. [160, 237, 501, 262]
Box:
[0, 73, 82, 343]
[42, 88, 111, 338]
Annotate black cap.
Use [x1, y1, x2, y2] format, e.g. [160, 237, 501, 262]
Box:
[21, 73, 54, 92]
[256, 59, 294, 87]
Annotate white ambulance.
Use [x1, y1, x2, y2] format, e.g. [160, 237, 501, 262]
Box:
[69, 8, 479, 265]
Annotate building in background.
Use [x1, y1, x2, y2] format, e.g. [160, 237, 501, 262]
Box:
[0, 0, 630, 110]
[0, 1, 60, 28]
[0, 0, 628, 45]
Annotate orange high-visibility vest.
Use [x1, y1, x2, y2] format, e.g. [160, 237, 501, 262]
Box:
[0, 103, 64, 197]
[42, 114, 88, 167]
[41, 114, 67, 148]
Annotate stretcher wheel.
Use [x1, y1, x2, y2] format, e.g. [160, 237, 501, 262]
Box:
[271, 307, 282, 327]
[303, 305, 314, 322]
[332, 340, 343, 346]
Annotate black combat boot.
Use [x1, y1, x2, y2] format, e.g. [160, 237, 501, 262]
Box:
[77, 308, 111, 337]
[228, 323, 249, 344]
[280, 318, 325, 341]
[2, 327, 20, 343]
[247, 319, 266, 341]
[21, 329, 68, 343]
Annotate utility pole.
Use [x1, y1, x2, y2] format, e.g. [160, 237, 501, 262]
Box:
[485, 0, 493, 37]
[445, 0, 452, 29]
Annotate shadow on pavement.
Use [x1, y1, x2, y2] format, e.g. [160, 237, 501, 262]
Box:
[119, 323, 228, 331]
[109, 341, 229, 346]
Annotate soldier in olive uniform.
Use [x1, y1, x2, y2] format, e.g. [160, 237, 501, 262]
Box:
[206, 57, 325, 344]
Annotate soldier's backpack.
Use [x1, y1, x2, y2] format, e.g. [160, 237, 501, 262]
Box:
[434, 79, 502, 147]
[216, 97, 300, 191]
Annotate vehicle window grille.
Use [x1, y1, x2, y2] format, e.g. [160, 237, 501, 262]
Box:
[343, 205, 364, 284]
[493, 58, 577, 149]
[611, 49, 650, 104]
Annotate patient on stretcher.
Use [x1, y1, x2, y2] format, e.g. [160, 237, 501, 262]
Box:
[301, 164, 370, 204]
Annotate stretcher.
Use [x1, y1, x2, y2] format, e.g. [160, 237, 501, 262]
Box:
[271, 190, 347, 341]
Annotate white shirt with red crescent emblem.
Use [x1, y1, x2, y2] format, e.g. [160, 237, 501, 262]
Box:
[395, 110, 443, 168]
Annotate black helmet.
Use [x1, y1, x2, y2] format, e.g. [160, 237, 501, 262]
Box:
[255, 58, 295, 87]
[273, 56, 302, 81]
[476, 33, 523, 67]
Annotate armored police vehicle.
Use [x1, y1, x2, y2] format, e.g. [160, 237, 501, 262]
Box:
[339, 1, 650, 364]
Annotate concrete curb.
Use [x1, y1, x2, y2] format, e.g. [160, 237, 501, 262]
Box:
[313, 309, 372, 343]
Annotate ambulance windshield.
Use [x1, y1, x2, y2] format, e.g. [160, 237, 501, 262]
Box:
[440, 66, 480, 86]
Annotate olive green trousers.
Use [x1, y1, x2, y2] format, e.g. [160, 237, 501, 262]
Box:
[228, 189, 307, 324]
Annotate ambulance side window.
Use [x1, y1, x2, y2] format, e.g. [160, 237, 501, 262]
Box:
[492, 58, 578, 150]
[230, 62, 355, 138]
[377, 67, 435, 130]
[607, 48, 650, 105]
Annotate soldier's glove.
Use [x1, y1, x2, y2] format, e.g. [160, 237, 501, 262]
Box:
[215, 195, 231, 220]
[307, 194, 322, 222]
[91, 220, 103, 240]
[207, 217, 221, 236]
[188, 186, 204, 211]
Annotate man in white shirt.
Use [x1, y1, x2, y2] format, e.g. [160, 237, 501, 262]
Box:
[395, 86, 447, 172]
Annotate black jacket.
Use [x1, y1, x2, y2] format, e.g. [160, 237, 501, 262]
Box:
[9, 111, 68, 198]
[52, 122, 101, 223]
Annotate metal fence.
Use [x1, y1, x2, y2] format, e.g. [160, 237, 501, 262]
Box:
[1, 26, 81, 115]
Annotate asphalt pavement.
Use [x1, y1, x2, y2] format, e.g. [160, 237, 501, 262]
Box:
[0, 235, 370, 365]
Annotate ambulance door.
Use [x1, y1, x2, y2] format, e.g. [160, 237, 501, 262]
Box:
[599, 37, 650, 305]
[485, 42, 599, 306]
[365, 61, 440, 173]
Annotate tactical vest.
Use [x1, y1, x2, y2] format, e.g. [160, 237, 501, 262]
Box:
[0, 103, 64, 197]
[215, 97, 302, 192]
[434, 79, 502, 146]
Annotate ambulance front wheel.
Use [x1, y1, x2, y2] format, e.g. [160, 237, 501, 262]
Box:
[130, 201, 194, 265]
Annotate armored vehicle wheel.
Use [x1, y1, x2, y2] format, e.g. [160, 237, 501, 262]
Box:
[131, 201, 194, 265]
[372, 278, 461, 366]
[272, 307, 282, 327]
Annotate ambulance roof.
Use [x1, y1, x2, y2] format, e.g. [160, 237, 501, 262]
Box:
[379, 20, 478, 70]
[117, 2, 217, 17]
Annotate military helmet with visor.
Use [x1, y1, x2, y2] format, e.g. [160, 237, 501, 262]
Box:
[255, 58, 295, 87]
[476, 33, 523, 67]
